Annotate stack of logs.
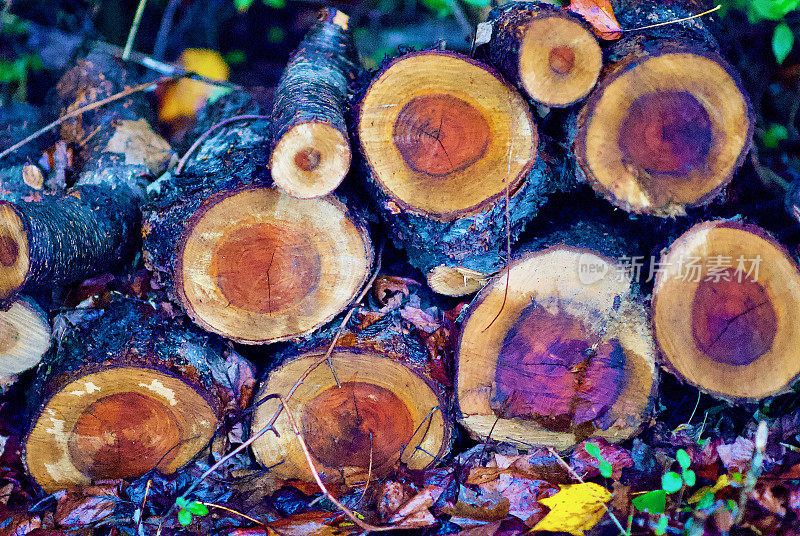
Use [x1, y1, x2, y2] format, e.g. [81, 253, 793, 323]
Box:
[2, 0, 795, 498]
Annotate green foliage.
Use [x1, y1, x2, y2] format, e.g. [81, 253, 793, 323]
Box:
[175, 496, 209, 526]
[583, 442, 613, 478]
[234, 0, 284, 12]
[773, 22, 795, 63]
[654, 514, 669, 535]
[661, 471, 684, 493]
[632, 490, 667, 514]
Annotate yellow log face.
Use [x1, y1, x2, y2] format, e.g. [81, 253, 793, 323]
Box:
[576, 50, 752, 215]
[251, 351, 446, 483]
[0, 203, 29, 302]
[25, 367, 218, 493]
[358, 51, 537, 219]
[654, 221, 800, 400]
[458, 247, 657, 450]
[0, 296, 50, 375]
[177, 187, 373, 343]
[518, 15, 602, 106]
[271, 122, 351, 199]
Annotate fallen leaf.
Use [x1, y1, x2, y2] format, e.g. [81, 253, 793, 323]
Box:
[571, 438, 633, 480]
[54, 485, 118, 527]
[717, 437, 756, 472]
[388, 485, 445, 529]
[568, 0, 622, 40]
[530, 482, 611, 536]
[159, 49, 230, 123]
[104, 119, 174, 176]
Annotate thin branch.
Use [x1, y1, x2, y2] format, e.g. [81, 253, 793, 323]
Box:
[0, 78, 169, 161]
[152, 0, 181, 60]
[280, 396, 398, 533]
[123, 0, 149, 61]
[200, 501, 264, 526]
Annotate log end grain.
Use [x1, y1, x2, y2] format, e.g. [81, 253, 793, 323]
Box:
[0, 296, 50, 376]
[0, 202, 29, 305]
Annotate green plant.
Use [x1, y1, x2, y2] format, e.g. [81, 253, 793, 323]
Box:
[722, 0, 798, 64]
[175, 496, 209, 526]
[584, 442, 613, 478]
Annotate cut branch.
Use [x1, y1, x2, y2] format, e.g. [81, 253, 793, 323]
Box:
[270, 8, 359, 198]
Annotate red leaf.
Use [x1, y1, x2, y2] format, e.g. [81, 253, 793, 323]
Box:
[568, 0, 622, 40]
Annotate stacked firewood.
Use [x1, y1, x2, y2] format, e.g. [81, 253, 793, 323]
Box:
[3, 0, 795, 499]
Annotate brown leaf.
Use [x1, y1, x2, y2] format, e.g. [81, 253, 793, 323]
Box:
[372, 275, 420, 305]
[54, 485, 118, 527]
[388, 485, 445, 529]
[568, 0, 622, 40]
[268, 511, 352, 536]
[103, 119, 174, 176]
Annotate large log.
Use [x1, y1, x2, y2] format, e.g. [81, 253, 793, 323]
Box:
[251, 309, 453, 485]
[482, 1, 602, 107]
[356, 50, 572, 297]
[0, 52, 173, 308]
[24, 300, 225, 493]
[457, 224, 658, 450]
[144, 107, 373, 344]
[653, 219, 800, 401]
[270, 8, 359, 198]
[571, 0, 754, 217]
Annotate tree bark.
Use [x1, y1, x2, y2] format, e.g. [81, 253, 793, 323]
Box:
[571, 0, 754, 217]
[653, 219, 800, 401]
[457, 223, 658, 450]
[24, 299, 225, 493]
[0, 52, 173, 308]
[270, 8, 359, 198]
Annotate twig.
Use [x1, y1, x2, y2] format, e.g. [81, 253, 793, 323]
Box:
[200, 501, 263, 526]
[152, 0, 181, 60]
[280, 396, 398, 533]
[0, 78, 168, 161]
[547, 447, 628, 536]
[732, 421, 768, 525]
[175, 115, 271, 175]
[624, 5, 721, 32]
[123, 0, 149, 61]
[135, 478, 152, 534]
[358, 433, 374, 504]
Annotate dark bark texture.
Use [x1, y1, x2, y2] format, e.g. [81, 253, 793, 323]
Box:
[270, 8, 359, 153]
[361, 135, 574, 281]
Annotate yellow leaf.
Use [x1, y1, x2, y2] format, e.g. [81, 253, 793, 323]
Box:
[530, 483, 611, 536]
[159, 49, 230, 123]
[688, 474, 730, 504]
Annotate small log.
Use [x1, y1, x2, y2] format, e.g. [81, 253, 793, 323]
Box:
[251, 310, 453, 484]
[653, 220, 800, 401]
[457, 228, 657, 450]
[24, 300, 225, 493]
[571, 0, 754, 217]
[143, 184, 373, 344]
[270, 8, 359, 198]
[482, 1, 602, 107]
[0, 52, 173, 307]
[0, 295, 50, 375]
[357, 50, 571, 297]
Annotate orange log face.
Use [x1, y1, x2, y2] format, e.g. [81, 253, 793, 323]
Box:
[549, 46, 576, 76]
[392, 94, 491, 177]
[691, 269, 777, 366]
[294, 148, 322, 172]
[0, 235, 18, 267]
[69, 392, 181, 479]
[213, 223, 321, 314]
[618, 91, 712, 176]
[493, 302, 625, 432]
[302, 381, 414, 470]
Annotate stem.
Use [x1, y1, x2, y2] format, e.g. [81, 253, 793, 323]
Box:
[123, 0, 149, 61]
[152, 0, 181, 60]
[175, 115, 271, 175]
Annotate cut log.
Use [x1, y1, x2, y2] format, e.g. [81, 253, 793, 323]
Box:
[24, 300, 224, 493]
[357, 50, 572, 297]
[0, 295, 50, 376]
[653, 220, 800, 401]
[571, 0, 753, 217]
[0, 52, 173, 307]
[483, 1, 602, 107]
[251, 311, 453, 484]
[457, 239, 657, 450]
[270, 8, 358, 198]
[143, 185, 373, 344]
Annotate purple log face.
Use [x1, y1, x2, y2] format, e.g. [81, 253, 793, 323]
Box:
[691, 268, 777, 366]
[618, 91, 712, 176]
[392, 94, 491, 177]
[492, 302, 625, 432]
